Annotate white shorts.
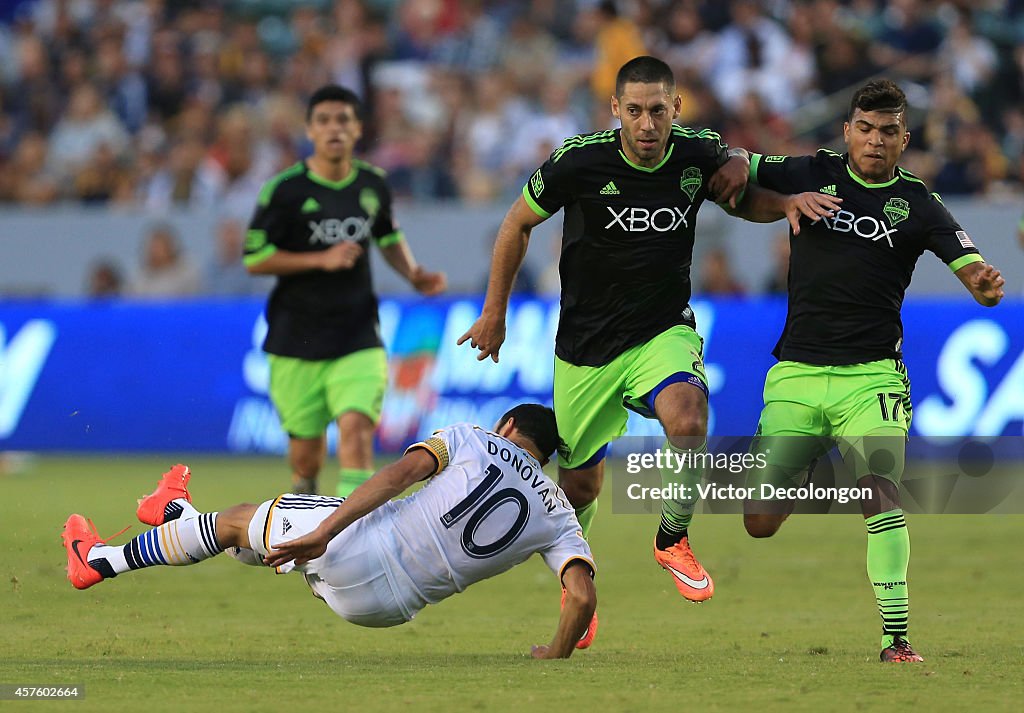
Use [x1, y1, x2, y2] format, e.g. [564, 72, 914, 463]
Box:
[247, 494, 410, 628]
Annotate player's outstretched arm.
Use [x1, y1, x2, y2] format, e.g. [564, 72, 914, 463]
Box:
[380, 240, 447, 295]
[458, 195, 547, 363]
[532, 562, 596, 660]
[954, 261, 1005, 307]
[723, 185, 842, 234]
[265, 449, 438, 567]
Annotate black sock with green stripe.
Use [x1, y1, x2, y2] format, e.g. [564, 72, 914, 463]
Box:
[865, 509, 911, 648]
[656, 439, 704, 550]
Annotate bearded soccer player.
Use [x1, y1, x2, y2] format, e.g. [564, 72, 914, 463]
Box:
[742, 79, 1005, 662]
[62, 404, 597, 659]
[244, 85, 446, 498]
[459, 56, 839, 604]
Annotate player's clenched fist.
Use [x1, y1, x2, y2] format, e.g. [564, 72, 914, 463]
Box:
[320, 241, 364, 271]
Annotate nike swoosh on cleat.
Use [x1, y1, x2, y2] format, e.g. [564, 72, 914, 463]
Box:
[664, 564, 709, 589]
[70, 539, 88, 564]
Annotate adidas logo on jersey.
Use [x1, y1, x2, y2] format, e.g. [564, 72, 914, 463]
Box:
[282, 517, 292, 535]
[301, 197, 321, 213]
[819, 184, 837, 196]
[599, 181, 620, 195]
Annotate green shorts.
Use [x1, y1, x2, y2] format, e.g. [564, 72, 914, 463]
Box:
[268, 348, 387, 439]
[554, 325, 708, 469]
[747, 359, 911, 491]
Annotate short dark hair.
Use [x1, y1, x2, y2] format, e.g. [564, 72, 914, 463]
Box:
[307, 85, 363, 121]
[848, 79, 907, 121]
[615, 55, 675, 98]
[496, 404, 560, 460]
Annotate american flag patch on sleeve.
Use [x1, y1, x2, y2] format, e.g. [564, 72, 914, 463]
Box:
[956, 230, 975, 248]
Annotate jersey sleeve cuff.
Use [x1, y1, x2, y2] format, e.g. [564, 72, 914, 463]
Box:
[559, 556, 596, 582]
[948, 253, 983, 272]
[243, 245, 277, 266]
[522, 184, 552, 219]
[749, 153, 762, 183]
[375, 230, 405, 248]
[405, 436, 449, 476]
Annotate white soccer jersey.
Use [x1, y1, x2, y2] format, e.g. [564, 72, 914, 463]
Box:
[371, 423, 595, 619]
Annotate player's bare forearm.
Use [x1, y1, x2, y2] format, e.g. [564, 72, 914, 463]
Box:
[245, 249, 325, 275]
[264, 450, 436, 567]
[459, 196, 545, 361]
[381, 241, 447, 295]
[380, 239, 416, 280]
[533, 562, 596, 659]
[725, 187, 841, 235]
[482, 197, 541, 315]
[955, 261, 1005, 307]
[247, 242, 363, 274]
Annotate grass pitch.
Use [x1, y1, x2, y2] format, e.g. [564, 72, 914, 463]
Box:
[4, 456, 1022, 712]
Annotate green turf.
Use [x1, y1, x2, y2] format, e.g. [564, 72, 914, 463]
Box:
[4, 456, 1022, 712]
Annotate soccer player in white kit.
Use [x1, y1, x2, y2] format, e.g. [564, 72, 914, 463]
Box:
[62, 404, 597, 659]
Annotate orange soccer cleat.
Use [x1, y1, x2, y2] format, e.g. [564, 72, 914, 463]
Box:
[136, 464, 192, 526]
[653, 536, 714, 602]
[561, 588, 599, 650]
[880, 637, 924, 663]
[62, 514, 108, 590]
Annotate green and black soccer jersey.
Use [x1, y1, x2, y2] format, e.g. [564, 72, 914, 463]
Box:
[244, 160, 404, 360]
[749, 150, 983, 365]
[524, 127, 729, 367]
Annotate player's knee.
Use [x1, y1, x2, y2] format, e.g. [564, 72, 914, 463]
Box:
[664, 415, 707, 445]
[291, 451, 323, 478]
[744, 514, 782, 538]
[216, 503, 259, 548]
[338, 411, 374, 438]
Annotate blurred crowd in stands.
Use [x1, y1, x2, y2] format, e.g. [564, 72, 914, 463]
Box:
[4, 0, 1024, 209]
[2, 0, 1024, 298]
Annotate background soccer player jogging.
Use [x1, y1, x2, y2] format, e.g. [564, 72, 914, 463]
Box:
[459, 55, 840, 603]
[244, 85, 446, 498]
[741, 78, 1005, 663]
[62, 404, 597, 660]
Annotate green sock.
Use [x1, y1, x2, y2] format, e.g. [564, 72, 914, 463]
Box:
[337, 468, 373, 498]
[865, 509, 911, 648]
[574, 500, 598, 539]
[656, 439, 705, 548]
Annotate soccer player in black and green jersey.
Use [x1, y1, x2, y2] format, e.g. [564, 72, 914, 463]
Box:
[742, 79, 1005, 663]
[460, 56, 839, 605]
[244, 85, 446, 497]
